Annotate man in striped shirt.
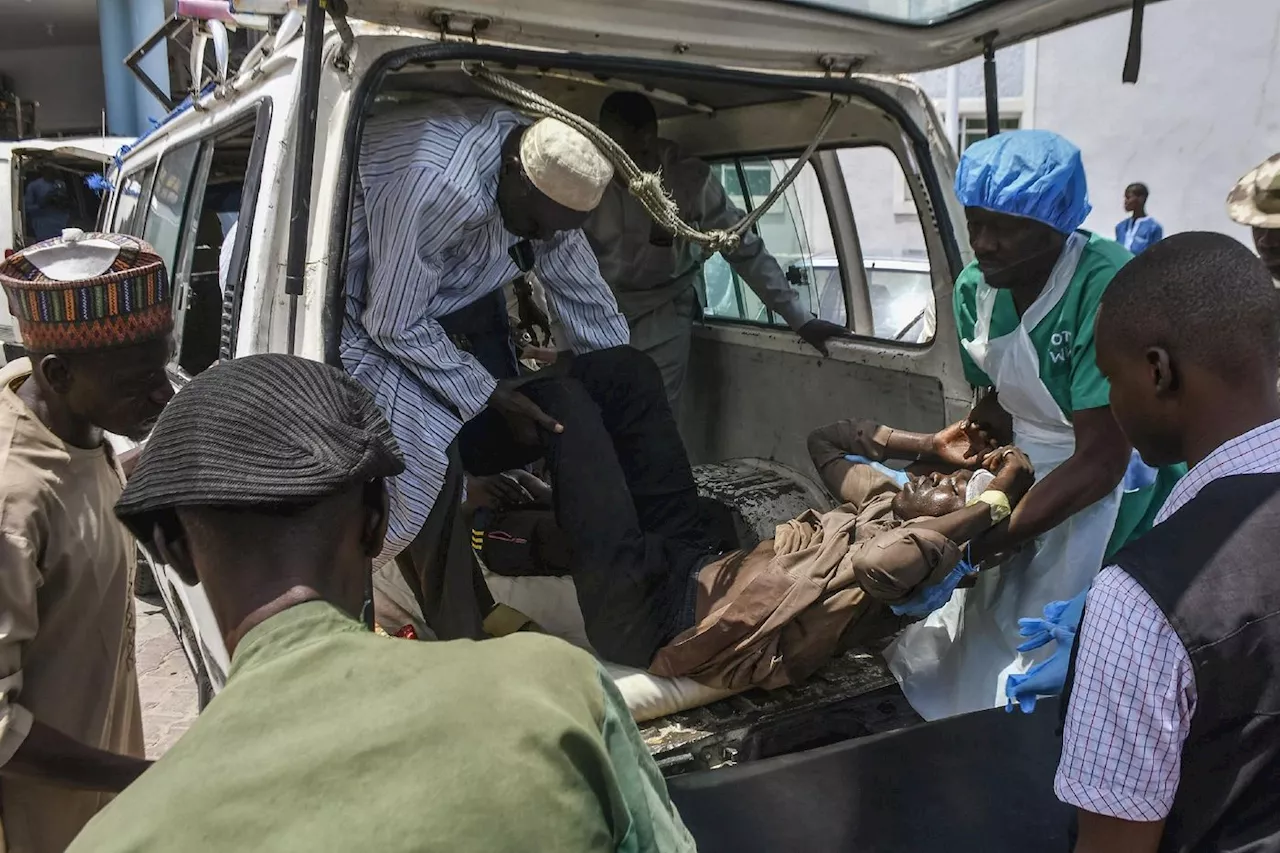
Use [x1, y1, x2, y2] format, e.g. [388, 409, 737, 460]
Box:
[341, 99, 631, 566]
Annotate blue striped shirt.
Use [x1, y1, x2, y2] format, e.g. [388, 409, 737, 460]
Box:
[341, 99, 630, 562]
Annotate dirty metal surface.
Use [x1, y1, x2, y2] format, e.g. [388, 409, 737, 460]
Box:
[693, 458, 834, 545]
[641, 648, 922, 777]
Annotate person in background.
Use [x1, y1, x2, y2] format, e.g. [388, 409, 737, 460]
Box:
[1114, 183, 1163, 255]
[71, 355, 694, 853]
[342, 98, 630, 571]
[22, 168, 71, 244]
[0, 230, 174, 852]
[1057, 232, 1280, 853]
[1227, 152, 1280, 282]
[884, 130, 1181, 721]
[585, 92, 848, 413]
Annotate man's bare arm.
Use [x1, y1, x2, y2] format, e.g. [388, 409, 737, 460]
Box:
[807, 420, 961, 503]
[1074, 810, 1164, 853]
[970, 406, 1129, 562]
[5, 721, 151, 793]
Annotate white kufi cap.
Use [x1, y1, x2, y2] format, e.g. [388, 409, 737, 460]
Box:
[520, 118, 614, 212]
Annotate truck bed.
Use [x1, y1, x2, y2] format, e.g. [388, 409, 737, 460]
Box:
[642, 647, 922, 777]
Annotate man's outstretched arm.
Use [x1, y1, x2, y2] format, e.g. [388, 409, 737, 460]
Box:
[807, 419, 990, 504]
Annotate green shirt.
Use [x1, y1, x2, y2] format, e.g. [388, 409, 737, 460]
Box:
[68, 602, 694, 853]
[953, 232, 1134, 421]
[952, 232, 1185, 553]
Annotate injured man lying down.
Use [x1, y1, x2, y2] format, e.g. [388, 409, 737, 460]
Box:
[445, 345, 1035, 693]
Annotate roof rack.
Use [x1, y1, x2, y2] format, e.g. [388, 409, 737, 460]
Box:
[125, 0, 290, 113]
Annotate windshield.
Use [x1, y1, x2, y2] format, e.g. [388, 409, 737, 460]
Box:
[767, 0, 994, 25]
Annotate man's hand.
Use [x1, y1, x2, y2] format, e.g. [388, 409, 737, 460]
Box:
[929, 420, 994, 469]
[519, 344, 558, 365]
[965, 391, 1013, 449]
[488, 379, 563, 446]
[509, 470, 553, 506]
[988, 446, 1036, 503]
[797, 319, 852, 357]
[465, 474, 535, 512]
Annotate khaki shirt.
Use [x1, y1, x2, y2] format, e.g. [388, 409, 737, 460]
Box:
[0, 359, 144, 853]
[649, 419, 963, 691]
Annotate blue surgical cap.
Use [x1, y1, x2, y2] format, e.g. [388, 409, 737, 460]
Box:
[955, 130, 1092, 235]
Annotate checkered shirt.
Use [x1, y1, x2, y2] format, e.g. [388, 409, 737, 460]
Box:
[1055, 418, 1280, 820]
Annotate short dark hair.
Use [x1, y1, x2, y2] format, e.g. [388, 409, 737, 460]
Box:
[1126, 182, 1150, 198]
[1098, 231, 1280, 382]
[600, 92, 658, 133]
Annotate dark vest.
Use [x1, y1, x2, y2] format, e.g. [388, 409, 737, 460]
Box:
[1061, 474, 1280, 853]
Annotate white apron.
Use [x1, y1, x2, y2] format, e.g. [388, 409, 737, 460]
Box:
[884, 233, 1123, 720]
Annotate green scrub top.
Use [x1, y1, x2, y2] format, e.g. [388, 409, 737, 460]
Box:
[953, 232, 1133, 420]
[953, 231, 1185, 555]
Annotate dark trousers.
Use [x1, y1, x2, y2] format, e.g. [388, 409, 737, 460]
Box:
[438, 289, 518, 381]
[457, 346, 710, 667]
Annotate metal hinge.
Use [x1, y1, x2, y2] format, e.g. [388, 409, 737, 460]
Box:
[819, 54, 865, 76]
[323, 0, 355, 71]
[426, 9, 492, 42]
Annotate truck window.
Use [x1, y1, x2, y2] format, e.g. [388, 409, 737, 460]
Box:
[110, 166, 155, 234]
[169, 113, 267, 376]
[143, 143, 201, 274]
[698, 157, 841, 328]
[835, 146, 936, 344]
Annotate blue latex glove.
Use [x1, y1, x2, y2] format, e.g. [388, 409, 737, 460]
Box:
[1015, 588, 1087, 652]
[1122, 449, 1158, 492]
[1005, 650, 1072, 714]
[1005, 589, 1088, 713]
[845, 454, 910, 488]
[891, 559, 978, 618]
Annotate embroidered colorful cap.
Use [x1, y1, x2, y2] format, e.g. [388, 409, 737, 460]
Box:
[0, 228, 173, 353]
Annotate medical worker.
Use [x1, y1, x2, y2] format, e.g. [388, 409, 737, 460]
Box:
[885, 130, 1180, 720]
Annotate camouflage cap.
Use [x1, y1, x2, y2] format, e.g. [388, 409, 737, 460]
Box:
[1227, 153, 1280, 229]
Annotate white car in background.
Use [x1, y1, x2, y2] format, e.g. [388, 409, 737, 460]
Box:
[814, 255, 937, 344]
[0, 136, 130, 360]
[703, 253, 936, 344]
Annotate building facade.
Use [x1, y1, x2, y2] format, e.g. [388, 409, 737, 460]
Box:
[0, 0, 169, 139]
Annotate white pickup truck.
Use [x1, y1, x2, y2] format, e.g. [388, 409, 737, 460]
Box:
[100, 1, 1163, 847]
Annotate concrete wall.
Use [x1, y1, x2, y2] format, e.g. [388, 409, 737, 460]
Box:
[0, 44, 107, 134]
[1034, 0, 1280, 245]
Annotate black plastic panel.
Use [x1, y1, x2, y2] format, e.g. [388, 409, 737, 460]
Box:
[668, 700, 1070, 852]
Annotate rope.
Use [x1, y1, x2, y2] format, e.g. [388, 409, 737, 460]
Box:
[464, 63, 844, 255]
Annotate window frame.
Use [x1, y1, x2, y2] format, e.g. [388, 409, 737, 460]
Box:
[698, 153, 841, 330]
[105, 99, 272, 381]
[958, 113, 1022, 153]
[698, 141, 939, 349]
[831, 141, 937, 347]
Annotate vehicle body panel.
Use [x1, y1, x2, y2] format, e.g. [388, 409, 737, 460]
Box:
[338, 0, 1153, 74]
